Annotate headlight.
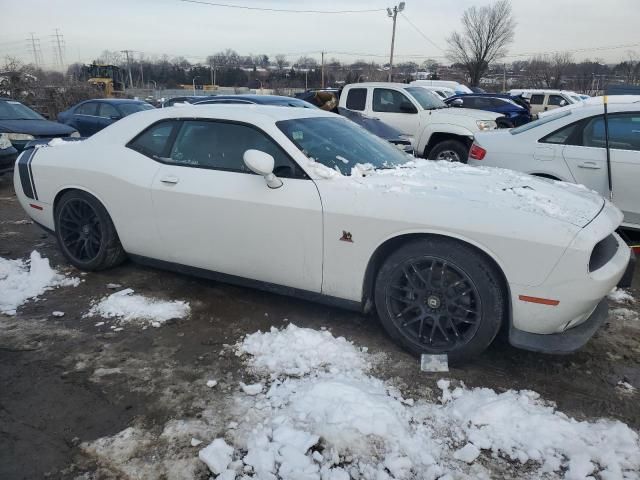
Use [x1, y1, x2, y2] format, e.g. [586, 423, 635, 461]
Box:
[0, 133, 12, 149]
[476, 120, 497, 131]
[69, 131, 81, 138]
[6, 133, 35, 141]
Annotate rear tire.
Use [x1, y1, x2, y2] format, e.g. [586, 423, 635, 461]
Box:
[374, 238, 505, 363]
[54, 190, 127, 271]
[427, 140, 468, 163]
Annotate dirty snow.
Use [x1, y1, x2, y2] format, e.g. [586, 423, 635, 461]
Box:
[0, 251, 80, 315]
[196, 324, 640, 480]
[47, 137, 80, 147]
[85, 288, 190, 327]
[608, 288, 635, 304]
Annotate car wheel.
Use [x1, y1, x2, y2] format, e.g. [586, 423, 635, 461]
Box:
[54, 190, 127, 271]
[427, 140, 468, 163]
[374, 237, 505, 362]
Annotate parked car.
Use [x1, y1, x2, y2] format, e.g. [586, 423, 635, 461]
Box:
[58, 99, 155, 136]
[445, 94, 533, 127]
[195, 94, 413, 154]
[468, 96, 640, 230]
[14, 105, 631, 360]
[410, 80, 473, 94]
[414, 85, 457, 99]
[340, 82, 502, 161]
[508, 89, 582, 116]
[0, 133, 18, 175]
[195, 94, 317, 109]
[0, 98, 79, 162]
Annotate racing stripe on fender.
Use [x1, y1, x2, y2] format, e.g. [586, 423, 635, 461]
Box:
[28, 150, 38, 200]
[17, 149, 36, 200]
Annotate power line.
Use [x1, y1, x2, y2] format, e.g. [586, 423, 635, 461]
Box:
[179, 0, 386, 14]
[400, 13, 446, 54]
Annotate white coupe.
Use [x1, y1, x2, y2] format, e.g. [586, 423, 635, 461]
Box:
[14, 105, 632, 361]
[469, 96, 640, 230]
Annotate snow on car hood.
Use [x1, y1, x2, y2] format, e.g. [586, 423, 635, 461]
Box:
[341, 160, 604, 227]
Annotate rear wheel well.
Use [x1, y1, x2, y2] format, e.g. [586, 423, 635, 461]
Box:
[362, 233, 510, 320]
[423, 133, 472, 158]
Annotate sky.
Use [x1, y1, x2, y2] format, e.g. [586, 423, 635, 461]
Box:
[0, 0, 638, 70]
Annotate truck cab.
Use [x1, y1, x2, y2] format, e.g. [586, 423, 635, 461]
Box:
[340, 82, 502, 162]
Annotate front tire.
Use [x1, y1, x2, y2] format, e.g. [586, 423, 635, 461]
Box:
[374, 238, 505, 362]
[54, 190, 127, 271]
[427, 140, 469, 163]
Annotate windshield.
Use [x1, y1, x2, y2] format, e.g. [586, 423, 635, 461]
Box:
[405, 87, 447, 109]
[0, 100, 45, 120]
[511, 109, 572, 134]
[277, 117, 411, 175]
[119, 103, 154, 116]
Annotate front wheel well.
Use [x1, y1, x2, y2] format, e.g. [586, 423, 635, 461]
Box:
[362, 233, 510, 320]
[53, 188, 83, 212]
[423, 133, 472, 158]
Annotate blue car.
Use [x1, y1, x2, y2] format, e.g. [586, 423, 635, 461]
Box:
[0, 98, 78, 169]
[58, 99, 154, 136]
[445, 94, 532, 127]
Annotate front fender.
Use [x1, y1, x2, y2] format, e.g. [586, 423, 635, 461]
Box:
[416, 123, 475, 155]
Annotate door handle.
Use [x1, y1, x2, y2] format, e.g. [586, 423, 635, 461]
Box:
[160, 175, 179, 184]
[577, 162, 601, 170]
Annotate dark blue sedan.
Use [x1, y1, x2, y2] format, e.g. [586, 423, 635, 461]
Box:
[445, 94, 532, 127]
[58, 99, 154, 136]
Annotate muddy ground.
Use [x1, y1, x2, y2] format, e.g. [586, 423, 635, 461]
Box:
[1, 174, 639, 479]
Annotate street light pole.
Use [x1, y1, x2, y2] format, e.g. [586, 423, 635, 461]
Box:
[192, 76, 199, 95]
[387, 2, 405, 82]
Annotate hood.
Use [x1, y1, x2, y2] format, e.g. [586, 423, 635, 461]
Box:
[426, 107, 502, 121]
[0, 119, 76, 136]
[348, 160, 603, 227]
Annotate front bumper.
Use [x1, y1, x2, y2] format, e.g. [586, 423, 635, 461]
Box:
[509, 299, 608, 354]
[617, 249, 636, 289]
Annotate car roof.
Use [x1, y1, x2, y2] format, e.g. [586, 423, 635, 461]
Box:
[200, 94, 305, 103]
[346, 82, 414, 89]
[144, 103, 335, 122]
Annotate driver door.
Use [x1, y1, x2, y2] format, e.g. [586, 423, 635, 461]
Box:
[150, 119, 323, 292]
[371, 88, 419, 137]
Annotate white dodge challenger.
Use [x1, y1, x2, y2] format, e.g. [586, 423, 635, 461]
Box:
[13, 105, 632, 361]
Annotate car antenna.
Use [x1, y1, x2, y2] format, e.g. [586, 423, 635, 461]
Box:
[603, 95, 613, 201]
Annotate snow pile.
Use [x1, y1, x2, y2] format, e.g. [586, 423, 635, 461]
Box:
[0, 251, 80, 315]
[608, 288, 635, 304]
[85, 288, 190, 327]
[198, 324, 640, 479]
[47, 137, 80, 147]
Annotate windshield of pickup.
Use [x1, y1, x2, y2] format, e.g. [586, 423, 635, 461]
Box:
[405, 87, 447, 110]
[277, 116, 411, 175]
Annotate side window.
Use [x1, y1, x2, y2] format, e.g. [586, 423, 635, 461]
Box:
[581, 116, 606, 148]
[373, 88, 415, 113]
[529, 94, 544, 105]
[346, 88, 367, 111]
[168, 120, 304, 178]
[584, 113, 640, 151]
[76, 102, 97, 115]
[540, 122, 580, 144]
[128, 120, 179, 159]
[548, 95, 566, 106]
[98, 103, 119, 119]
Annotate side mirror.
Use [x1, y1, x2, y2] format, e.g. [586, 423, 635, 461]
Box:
[399, 102, 417, 114]
[559, 100, 567, 107]
[451, 98, 463, 107]
[243, 149, 283, 189]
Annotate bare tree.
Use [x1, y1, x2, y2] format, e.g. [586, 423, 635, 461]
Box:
[446, 0, 515, 86]
[275, 54, 289, 71]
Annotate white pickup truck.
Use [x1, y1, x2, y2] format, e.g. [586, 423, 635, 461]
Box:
[340, 82, 502, 161]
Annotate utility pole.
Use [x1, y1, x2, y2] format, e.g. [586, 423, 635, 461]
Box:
[121, 50, 134, 89]
[140, 64, 144, 88]
[52, 28, 65, 69]
[387, 3, 405, 82]
[503, 63, 506, 92]
[27, 33, 43, 68]
[321, 51, 325, 88]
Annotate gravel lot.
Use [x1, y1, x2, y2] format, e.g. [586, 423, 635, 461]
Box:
[1, 174, 639, 479]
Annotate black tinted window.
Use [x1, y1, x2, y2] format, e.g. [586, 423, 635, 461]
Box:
[548, 95, 566, 106]
[529, 94, 544, 105]
[346, 88, 367, 111]
[76, 102, 97, 115]
[128, 120, 178, 158]
[168, 120, 303, 178]
[541, 122, 579, 144]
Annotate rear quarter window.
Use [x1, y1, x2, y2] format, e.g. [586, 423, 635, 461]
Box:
[127, 120, 179, 159]
[346, 88, 367, 111]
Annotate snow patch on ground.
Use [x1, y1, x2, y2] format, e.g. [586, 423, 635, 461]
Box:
[85, 288, 190, 327]
[608, 288, 635, 304]
[197, 324, 640, 480]
[0, 251, 80, 315]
